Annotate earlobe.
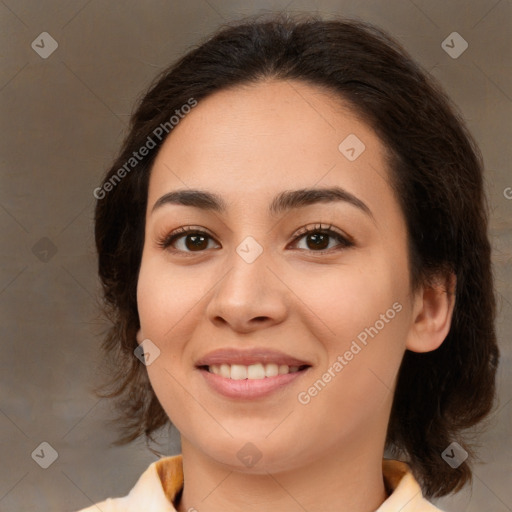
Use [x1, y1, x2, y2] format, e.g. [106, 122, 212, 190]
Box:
[406, 272, 456, 353]
[136, 329, 144, 345]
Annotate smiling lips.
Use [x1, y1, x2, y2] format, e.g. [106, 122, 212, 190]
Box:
[196, 347, 311, 378]
[208, 362, 303, 379]
[196, 348, 311, 398]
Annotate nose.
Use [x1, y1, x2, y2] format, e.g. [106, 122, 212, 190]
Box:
[205, 244, 288, 333]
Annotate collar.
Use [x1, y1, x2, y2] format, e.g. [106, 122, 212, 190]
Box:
[125, 455, 439, 511]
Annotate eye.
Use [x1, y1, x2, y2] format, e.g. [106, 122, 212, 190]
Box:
[289, 223, 354, 253]
[157, 223, 354, 255]
[157, 226, 220, 253]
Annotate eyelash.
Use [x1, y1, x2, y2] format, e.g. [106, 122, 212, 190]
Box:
[156, 223, 354, 255]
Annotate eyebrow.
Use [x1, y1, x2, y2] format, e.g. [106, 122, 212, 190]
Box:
[151, 186, 374, 220]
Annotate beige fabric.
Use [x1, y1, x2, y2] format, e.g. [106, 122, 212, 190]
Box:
[76, 455, 444, 511]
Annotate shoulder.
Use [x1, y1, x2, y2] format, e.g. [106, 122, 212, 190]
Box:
[73, 455, 183, 512]
[378, 460, 446, 512]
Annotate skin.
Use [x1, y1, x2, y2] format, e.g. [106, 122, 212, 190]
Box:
[136, 79, 455, 512]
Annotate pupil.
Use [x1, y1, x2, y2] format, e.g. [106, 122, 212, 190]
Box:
[186, 234, 207, 251]
[308, 233, 329, 250]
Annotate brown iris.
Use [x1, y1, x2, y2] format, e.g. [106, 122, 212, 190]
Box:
[185, 233, 209, 251]
[305, 232, 330, 250]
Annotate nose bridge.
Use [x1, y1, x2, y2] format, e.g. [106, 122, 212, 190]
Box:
[206, 235, 286, 329]
[220, 236, 272, 302]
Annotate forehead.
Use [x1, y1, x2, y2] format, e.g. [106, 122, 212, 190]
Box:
[147, 79, 395, 216]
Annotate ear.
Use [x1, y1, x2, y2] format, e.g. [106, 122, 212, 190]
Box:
[406, 272, 456, 353]
[136, 328, 144, 345]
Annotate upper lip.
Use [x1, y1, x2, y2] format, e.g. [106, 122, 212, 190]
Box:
[195, 348, 311, 367]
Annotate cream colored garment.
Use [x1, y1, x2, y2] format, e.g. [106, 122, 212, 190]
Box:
[75, 455, 444, 512]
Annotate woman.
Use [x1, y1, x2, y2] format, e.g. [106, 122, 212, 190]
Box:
[79, 13, 499, 512]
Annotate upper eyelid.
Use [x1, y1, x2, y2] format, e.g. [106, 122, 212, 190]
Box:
[157, 225, 218, 247]
[159, 223, 353, 250]
[292, 223, 352, 242]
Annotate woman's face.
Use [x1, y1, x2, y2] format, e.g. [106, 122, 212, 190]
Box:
[137, 79, 418, 471]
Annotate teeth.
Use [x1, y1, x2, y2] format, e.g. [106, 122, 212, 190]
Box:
[207, 363, 303, 379]
[220, 364, 230, 378]
[230, 364, 247, 380]
[265, 363, 279, 377]
[247, 363, 265, 379]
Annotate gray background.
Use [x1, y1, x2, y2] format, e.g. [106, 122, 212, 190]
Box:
[0, 1, 510, 511]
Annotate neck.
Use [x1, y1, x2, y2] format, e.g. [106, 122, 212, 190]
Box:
[176, 436, 388, 512]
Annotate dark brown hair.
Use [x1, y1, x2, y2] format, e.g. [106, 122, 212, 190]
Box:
[94, 13, 499, 498]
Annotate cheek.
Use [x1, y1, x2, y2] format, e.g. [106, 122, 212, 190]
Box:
[293, 257, 409, 406]
[136, 257, 191, 395]
[136, 254, 204, 340]
[291, 257, 404, 337]
[136, 257, 200, 430]
[296, 309, 408, 444]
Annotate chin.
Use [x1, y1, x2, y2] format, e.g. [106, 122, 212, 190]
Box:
[192, 431, 305, 474]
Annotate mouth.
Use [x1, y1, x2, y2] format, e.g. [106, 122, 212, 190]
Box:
[199, 362, 310, 380]
[195, 348, 312, 399]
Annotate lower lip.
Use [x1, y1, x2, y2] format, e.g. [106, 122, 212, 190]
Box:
[199, 368, 309, 399]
